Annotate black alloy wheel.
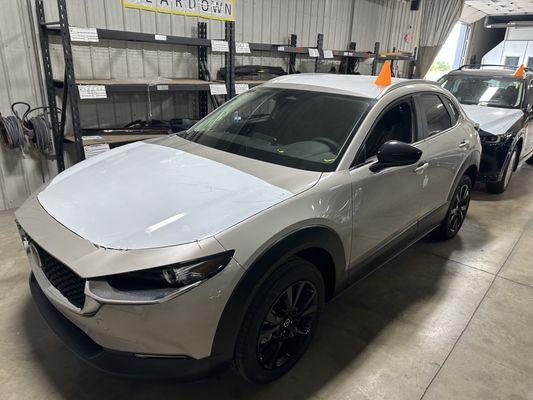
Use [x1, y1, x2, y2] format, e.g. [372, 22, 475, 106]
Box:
[256, 280, 319, 370]
[432, 174, 472, 240]
[235, 257, 324, 383]
[448, 182, 470, 234]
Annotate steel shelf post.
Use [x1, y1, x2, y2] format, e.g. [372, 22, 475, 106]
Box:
[371, 42, 380, 76]
[197, 22, 209, 118]
[224, 21, 236, 100]
[36, 0, 65, 172]
[315, 33, 324, 73]
[289, 34, 297, 74]
[57, 0, 84, 161]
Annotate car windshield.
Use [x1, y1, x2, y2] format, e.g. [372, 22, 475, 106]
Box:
[439, 75, 524, 108]
[179, 87, 371, 171]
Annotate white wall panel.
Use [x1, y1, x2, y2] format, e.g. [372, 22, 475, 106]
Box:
[0, 0, 424, 210]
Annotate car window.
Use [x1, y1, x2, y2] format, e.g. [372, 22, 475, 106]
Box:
[505, 56, 520, 67]
[440, 75, 524, 108]
[358, 100, 414, 162]
[181, 88, 371, 172]
[528, 80, 533, 110]
[417, 94, 452, 138]
[442, 96, 460, 125]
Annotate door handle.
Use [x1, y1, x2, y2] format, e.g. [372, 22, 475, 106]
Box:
[414, 162, 429, 174]
[459, 140, 470, 149]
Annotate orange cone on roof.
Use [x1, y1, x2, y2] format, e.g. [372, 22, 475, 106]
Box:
[514, 64, 525, 78]
[375, 61, 392, 86]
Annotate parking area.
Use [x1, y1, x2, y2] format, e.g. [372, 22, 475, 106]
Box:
[1, 164, 532, 400]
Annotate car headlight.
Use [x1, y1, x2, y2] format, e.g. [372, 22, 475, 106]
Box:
[106, 250, 234, 291]
[479, 130, 513, 144]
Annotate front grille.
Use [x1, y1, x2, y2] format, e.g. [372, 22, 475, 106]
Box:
[32, 241, 86, 309]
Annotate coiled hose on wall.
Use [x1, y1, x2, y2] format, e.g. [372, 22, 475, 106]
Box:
[0, 102, 58, 154]
[0, 114, 25, 149]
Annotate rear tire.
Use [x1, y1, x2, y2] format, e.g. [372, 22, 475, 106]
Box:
[486, 148, 517, 194]
[234, 257, 325, 383]
[432, 175, 472, 240]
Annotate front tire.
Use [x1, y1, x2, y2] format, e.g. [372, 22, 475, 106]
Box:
[432, 174, 472, 240]
[234, 257, 325, 383]
[486, 148, 517, 194]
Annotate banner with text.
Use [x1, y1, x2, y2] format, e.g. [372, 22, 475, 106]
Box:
[121, 0, 235, 21]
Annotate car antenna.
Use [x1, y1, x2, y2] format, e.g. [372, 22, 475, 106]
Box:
[514, 64, 525, 78]
[374, 60, 392, 86]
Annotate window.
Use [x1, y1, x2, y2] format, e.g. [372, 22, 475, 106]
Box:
[417, 94, 452, 138]
[528, 57, 533, 70]
[440, 75, 524, 108]
[442, 97, 460, 125]
[528, 81, 533, 110]
[358, 100, 414, 162]
[181, 88, 371, 172]
[505, 56, 520, 67]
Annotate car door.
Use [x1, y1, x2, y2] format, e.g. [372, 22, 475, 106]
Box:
[523, 79, 533, 157]
[413, 93, 469, 222]
[349, 96, 423, 269]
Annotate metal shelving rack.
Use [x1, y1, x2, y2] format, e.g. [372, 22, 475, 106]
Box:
[371, 42, 418, 79]
[35, 0, 236, 169]
[35, 0, 418, 171]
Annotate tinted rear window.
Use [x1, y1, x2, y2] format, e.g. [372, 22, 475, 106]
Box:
[417, 94, 452, 138]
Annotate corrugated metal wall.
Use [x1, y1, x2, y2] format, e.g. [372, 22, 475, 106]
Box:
[351, 0, 423, 74]
[0, 0, 55, 211]
[0, 0, 423, 210]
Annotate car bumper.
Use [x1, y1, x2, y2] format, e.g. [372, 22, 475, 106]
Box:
[29, 273, 229, 380]
[478, 139, 514, 182]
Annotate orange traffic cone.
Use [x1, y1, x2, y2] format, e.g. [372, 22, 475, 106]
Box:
[514, 64, 525, 78]
[374, 60, 392, 86]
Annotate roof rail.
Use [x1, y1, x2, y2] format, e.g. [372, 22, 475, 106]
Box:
[457, 64, 532, 72]
[377, 79, 443, 98]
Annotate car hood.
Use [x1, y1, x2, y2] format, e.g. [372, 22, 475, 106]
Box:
[37, 139, 320, 250]
[461, 104, 523, 135]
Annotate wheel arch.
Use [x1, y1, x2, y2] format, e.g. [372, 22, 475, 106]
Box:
[447, 151, 480, 202]
[210, 225, 347, 361]
[515, 136, 524, 170]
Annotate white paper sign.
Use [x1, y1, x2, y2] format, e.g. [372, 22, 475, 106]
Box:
[82, 136, 103, 141]
[211, 40, 229, 52]
[277, 46, 286, 52]
[344, 51, 352, 56]
[323, 50, 334, 59]
[210, 84, 227, 95]
[236, 42, 251, 54]
[84, 143, 110, 159]
[157, 85, 169, 91]
[155, 34, 167, 41]
[308, 48, 320, 58]
[78, 85, 107, 99]
[235, 83, 250, 95]
[69, 27, 99, 43]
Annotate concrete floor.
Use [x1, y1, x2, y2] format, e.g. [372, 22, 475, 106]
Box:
[1, 166, 533, 400]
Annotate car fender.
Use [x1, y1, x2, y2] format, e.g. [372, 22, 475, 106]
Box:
[210, 225, 347, 361]
[447, 148, 480, 202]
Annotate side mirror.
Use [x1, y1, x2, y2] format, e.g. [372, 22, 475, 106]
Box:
[370, 141, 422, 172]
